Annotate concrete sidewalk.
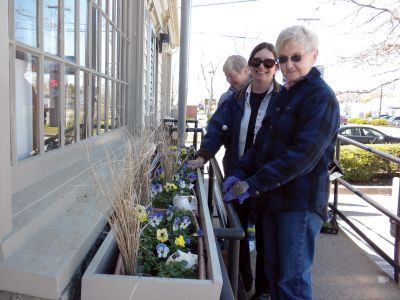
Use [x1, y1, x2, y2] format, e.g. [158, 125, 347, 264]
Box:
[211, 148, 400, 299]
[313, 230, 400, 300]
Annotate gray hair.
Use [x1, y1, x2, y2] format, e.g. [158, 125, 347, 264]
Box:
[222, 55, 248, 74]
[276, 25, 319, 54]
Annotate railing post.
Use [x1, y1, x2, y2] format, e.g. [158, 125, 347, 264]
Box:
[228, 239, 240, 299]
[193, 120, 198, 149]
[333, 139, 341, 222]
[394, 177, 400, 283]
[208, 161, 215, 217]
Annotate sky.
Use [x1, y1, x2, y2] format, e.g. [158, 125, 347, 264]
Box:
[173, 0, 399, 112]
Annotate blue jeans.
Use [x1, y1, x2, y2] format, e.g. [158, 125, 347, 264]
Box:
[257, 210, 323, 300]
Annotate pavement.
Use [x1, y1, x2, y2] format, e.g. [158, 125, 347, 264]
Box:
[211, 147, 400, 300]
[242, 190, 400, 300]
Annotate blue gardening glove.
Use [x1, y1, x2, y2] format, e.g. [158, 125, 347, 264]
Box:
[231, 181, 251, 204]
[222, 176, 241, 193]
[223, 190, 236, 202]
[223, 180, 251, 204]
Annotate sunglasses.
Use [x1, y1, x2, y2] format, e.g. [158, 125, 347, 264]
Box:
[277, 50, 313, 64]
[249, 57, 277, 68]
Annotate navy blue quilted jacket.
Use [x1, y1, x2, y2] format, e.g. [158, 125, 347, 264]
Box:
[197, 81, 281, 176]
[232, 67, 340, 220]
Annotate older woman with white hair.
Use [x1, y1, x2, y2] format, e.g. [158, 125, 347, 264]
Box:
[223, 25, 340, 300]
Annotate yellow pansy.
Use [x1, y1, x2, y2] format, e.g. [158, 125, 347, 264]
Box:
[138, 211, 148, 222]
[157, 228, 169, 243]
[175, 235, 186, 247]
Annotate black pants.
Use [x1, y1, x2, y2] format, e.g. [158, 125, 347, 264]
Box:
[234, 199, 270, 295]
[233, 201, 254, 291]
[255, 212, 269, 295]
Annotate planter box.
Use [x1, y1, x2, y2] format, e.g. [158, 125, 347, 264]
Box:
[82, 169, 222, 300]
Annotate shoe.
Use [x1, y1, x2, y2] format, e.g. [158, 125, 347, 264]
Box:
[250, 292, 270, 300]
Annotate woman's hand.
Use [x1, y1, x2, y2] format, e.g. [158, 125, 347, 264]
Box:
[188, 157, 205, 169]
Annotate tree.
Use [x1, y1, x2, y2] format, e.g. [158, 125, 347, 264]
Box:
[328, 0, 399, 94]
[200, 61, 220, 119]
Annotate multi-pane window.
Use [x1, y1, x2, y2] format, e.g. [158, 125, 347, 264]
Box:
[11, 0, 129, 162]
[14, 50, 39, 160]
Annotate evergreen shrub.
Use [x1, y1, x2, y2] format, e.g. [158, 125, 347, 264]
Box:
[340, 144, 400, 182]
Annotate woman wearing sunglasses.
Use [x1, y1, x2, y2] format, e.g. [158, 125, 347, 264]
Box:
[223, 26, 340, 300]
[189, 42, 281, 299]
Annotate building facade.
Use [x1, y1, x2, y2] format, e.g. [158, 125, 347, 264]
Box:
[0, 0, 179, 298]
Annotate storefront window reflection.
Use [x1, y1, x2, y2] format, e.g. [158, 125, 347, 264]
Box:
[79, 71, 87, 140]
[44, 60, 60, 151]
[65, 66, 76, 145]
[64, 0, 75, 62]
[15, 0, 37, 47]
[15, 50, 39, 160]
[44, 0, 59, 55]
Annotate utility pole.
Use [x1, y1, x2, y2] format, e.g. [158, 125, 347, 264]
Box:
[379, 85, 383, 117]
[208, 69, 214, 119]
[177, 0, 191, 147]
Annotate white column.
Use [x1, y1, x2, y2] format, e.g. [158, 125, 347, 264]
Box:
[127, 0, 145, 131]
[0, 1, 12, 245]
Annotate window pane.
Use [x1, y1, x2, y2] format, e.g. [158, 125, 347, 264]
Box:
[15, 0, 37, 47]
[79, 0, 88, 66]
[99, 77, 105, 133]
[15, 50, 39, 160]
[65, 66, 76, 145]
[44, 0, 59, 55]
[109, 0, 113, 21]
[115, 0, 119, 27]
[101, 15, 106, 74]
[108, 24, 113, 76]
[92, 76, 98, 136]
[64, 0, 75, 62]
[111, 81, 115, 128]
[115, 82, 121, 127]
[123, 84, 127, 125]
[114, 31, 119, 78]
[44, 60, 61, 151]
[79, 71, 87, 140]
[106, 80, 112, 129]
[93, 8, 99, 71]
[102, 0, 107, 12]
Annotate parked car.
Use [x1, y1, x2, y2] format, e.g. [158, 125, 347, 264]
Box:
[387, 116, 400, 126]
[338, 125, 400, 144]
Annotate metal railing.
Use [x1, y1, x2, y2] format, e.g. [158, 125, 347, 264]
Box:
[162, 118, 242, 299]
[163, 118, 200, 148]
[208, 157, 245, 300]
[333, 134, 400, 282]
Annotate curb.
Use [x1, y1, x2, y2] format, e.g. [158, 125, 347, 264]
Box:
[331, 185, 392, 195]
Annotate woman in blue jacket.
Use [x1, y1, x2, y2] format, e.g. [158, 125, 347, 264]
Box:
[224, 26, 340, 300]
[189, 42, 281, 299]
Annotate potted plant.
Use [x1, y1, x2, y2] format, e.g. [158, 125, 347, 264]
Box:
[82, 130, 222, 300]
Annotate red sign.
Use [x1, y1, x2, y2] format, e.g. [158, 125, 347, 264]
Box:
[49, 79, 58, 88]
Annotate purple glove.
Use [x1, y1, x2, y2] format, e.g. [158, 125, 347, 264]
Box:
[223, 180, 251, 204]
[222, 176, 241, 193]
[223, 190, 236, 202]
[237, 191, 251, 204]
[223, 188, 251, 204]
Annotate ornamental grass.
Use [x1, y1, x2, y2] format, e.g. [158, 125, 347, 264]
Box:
[89, 128, 156, 275]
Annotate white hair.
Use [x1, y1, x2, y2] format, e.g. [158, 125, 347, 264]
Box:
[222, 55, 248, 74]
[276, 25, 319, 54]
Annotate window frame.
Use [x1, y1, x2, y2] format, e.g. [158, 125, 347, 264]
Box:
[9, 0, 129, 164]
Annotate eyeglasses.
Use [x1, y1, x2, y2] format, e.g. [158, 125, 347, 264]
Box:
[249, 57, 277, 68]
[277, 50, 313, 64]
